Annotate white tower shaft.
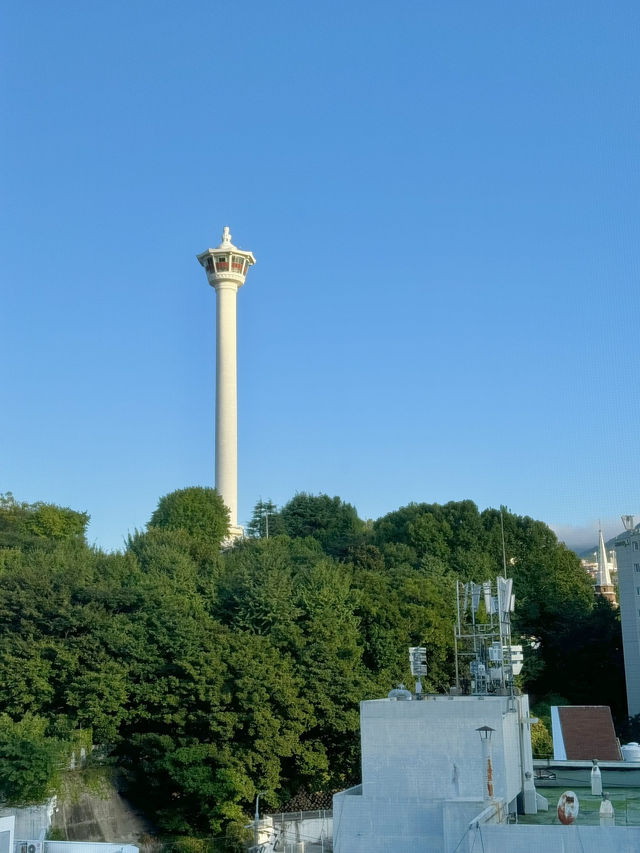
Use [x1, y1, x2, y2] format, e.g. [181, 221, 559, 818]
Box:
[215, 281, 239, 532]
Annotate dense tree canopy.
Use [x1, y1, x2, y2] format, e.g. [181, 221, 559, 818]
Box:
[0, 493, 89, 549]
[0, 489, 625, 840]
[149, 487, 229, 547]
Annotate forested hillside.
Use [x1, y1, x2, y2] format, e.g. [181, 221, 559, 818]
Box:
[0, 490, 625, 842]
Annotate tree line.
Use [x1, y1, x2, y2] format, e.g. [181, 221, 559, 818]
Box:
[0, 489, 625, 841]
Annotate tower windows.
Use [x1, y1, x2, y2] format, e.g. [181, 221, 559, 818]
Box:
[635, 563, 640, 572]
[215, 255, 229, 271]
[634, 541, 639, 551]
[231, 255, 245, 273]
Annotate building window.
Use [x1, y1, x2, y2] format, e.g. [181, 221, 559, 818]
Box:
[206, 258, 214, 272]
[215, 255, 229, 272]
[635, 564, 640, 572]
[231, 255, 245, 273]
[634, 541, 639, 551]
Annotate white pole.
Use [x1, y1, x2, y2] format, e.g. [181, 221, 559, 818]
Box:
[215, 281, 239, 531]
[591, 760, 603, 796]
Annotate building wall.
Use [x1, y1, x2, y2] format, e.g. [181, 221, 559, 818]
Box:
[477, 824, 640, 853]
[0, 817, 14, 853]
[333, 793, 446, 853]
[615, 530, 640, 716]
[360, 695, 527, 806]
[333, 694, 539, 853]
[0, 804, 54, 842]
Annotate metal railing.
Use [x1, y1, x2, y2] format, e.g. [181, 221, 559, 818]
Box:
[267, 810, 332, 824]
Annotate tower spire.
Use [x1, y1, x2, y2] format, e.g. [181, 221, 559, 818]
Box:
[595, 525, 617, 606]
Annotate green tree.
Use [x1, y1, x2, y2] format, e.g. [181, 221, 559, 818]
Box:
[294, 557, 372, 784]
[280, 493, 365, 558]
[149, 487, 229, 547]
[0, 487, 623, 837]
[0, 713, 67, 805]
[530, 719, 553, 758]
[216, 537, 304, 650]
[246, 499, 284, 539]
[0, 493, 89, 549]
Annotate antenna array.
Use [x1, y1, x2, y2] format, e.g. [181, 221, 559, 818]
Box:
[409, 646, 427, 697]
[453, 577, 523, 696]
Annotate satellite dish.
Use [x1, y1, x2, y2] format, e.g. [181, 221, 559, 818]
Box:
[557, 791, 579, 825]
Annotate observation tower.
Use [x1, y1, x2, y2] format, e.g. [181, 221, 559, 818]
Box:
[197, 227, 255, 539]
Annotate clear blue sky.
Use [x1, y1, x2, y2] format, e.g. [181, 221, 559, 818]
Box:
[2, 1, 639, 553]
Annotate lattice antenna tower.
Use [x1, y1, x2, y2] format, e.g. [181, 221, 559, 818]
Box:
[453, 577, 522, 697]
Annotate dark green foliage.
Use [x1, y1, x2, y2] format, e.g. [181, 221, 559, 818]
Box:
[0, 493, 89, 549]
[280, 493, 366, 557]
[0, 491, 625, 839]
[528, 596, 626, 719]
[0, 713, 66, 805]
[616, 713, 640, 743]
[149, 487, 229, 547]
[245, 499, 285, 539]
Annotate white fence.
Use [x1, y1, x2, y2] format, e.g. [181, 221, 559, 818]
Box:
[267, 810, 332, 852]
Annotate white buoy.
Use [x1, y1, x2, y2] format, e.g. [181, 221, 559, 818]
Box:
[591, 760, 602, 796]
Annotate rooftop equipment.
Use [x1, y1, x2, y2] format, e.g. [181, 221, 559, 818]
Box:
[388, 684, 412, 701]
[409, 646, 427, 696]
[454, 575, 519, 696]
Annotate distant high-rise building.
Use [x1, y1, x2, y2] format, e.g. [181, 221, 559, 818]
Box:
[197, 228, 256, 539]
[615, 519, 640, 715]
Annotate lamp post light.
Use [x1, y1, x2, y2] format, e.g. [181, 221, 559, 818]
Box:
[254, 791, 267, 850]
[476, 726, 495, 801]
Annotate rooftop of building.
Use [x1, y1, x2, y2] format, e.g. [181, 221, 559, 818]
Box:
[519, 786, 640, 826]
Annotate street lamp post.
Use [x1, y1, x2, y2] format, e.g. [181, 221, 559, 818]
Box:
[476, 726, 495, 801]
[254, 791, 267, 850]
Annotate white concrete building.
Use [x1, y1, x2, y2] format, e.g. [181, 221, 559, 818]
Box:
[333, 692, 543, 853]
[333, 689, 640, 852]
[197, 228, 255, 539]
[615, 525, 640, 716]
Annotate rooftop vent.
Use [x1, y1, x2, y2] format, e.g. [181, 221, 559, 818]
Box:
[388, 684, 412, 701]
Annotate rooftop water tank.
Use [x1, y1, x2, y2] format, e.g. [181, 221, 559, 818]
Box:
[621, 742, 640, 762]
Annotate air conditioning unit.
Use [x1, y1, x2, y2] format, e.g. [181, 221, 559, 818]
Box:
[24, 841, 44, 853]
